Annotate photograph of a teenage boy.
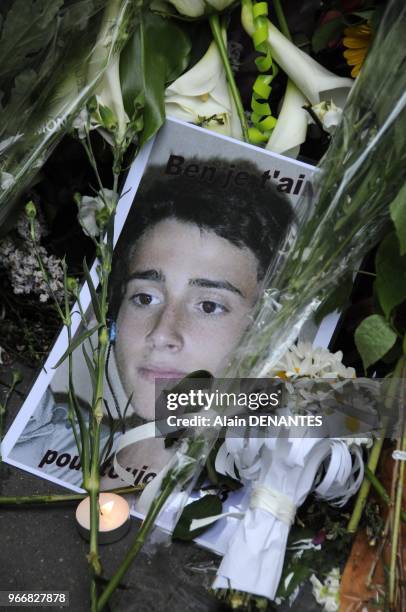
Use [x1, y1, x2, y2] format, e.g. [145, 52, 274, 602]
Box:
[9, 157, 294, 487]
[108, 158, 294, 423]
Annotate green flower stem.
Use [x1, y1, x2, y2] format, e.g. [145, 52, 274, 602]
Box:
[0, 486, 143, 506]
[88, 294, 109, 609]
[365, 467, 406, 522]
[63, 260, 90, 479]
[347, 436, 385, 533]
[97, 437, 207, 610]
[389, 362, 406, 607]
[273, 0, 292, 41]
[96, 477, 175, 611]
[209, 14, 249, 143]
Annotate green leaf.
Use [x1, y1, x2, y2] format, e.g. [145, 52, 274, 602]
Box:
[375, 232, 406, 317]
[83, 258, 102, 322]
[390, 182, 406, 255]
[172, 495, 222, 540]
[53, 325, 100, 370]
[311, 16, 344, 53]
[120, 9, 191, 146]
[82, 344, 96, 391]
[354, 314, 397, 370]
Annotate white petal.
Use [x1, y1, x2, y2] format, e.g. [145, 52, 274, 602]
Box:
[95, 55, 128, 142]
[166, 41, 223, 97]
[167, 0, 205, 17]
[323, 108, 343, 133]
[266, 80, 308, 158]
[165, 93, 229, 119]
[210, 68, 232, 110]
[164, 102, 199, 123]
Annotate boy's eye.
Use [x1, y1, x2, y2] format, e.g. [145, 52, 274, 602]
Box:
[131, 293, 161, 306]
[199, 300, 229, 315]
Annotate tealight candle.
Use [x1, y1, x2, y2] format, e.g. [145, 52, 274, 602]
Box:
[76, 493, 130, 544]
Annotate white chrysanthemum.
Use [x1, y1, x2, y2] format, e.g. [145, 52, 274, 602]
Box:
[266, 341, 356, 379]
[310, 568, 340, 612]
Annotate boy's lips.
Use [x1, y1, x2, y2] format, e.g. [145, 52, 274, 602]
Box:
[138, 366, 188, 381]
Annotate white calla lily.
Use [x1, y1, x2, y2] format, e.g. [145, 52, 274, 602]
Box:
[167, 0, 235, 17]
[165, 40, 242, 139]
[241, 6, 353, 107]
[266, 80, 308, 158]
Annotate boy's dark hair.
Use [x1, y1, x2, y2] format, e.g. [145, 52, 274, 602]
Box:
[109, 158, 295, 319]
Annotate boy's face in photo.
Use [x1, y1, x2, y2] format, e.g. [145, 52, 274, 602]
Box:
[114, 218, 260, 419]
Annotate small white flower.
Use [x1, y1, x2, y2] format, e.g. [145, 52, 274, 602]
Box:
[266, 341, 356, 379]
[77, 189, 115, 237]
[0, 213, 64, 303]
[310, 568, 340, 612]
[72, 108, 90, 139]
[344, 437, 373, 448]
[311, 100, 343, 134]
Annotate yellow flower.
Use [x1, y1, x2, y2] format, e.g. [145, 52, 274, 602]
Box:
[343, 23, 372, 78]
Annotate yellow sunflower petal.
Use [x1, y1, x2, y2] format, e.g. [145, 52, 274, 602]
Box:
[343, 36, 368, 49]
[344, 24, 372, 39]
[343, 48, 367, 65]
[358, 24, 372, 35]
[351, 65, 360, 77]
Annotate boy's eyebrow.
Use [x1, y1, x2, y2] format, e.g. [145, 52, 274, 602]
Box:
[189, 278, 245, 298]
[127, 269, 165, 282]
[127, 270, 245, 298]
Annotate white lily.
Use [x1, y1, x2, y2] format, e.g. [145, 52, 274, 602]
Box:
[167, 0, 235, 18]
[165, 40, 242, 139]
[242, 6, 353, 107]
[266, 80, 308, 158]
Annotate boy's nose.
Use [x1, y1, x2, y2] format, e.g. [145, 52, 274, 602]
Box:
[145, 305, 184, 351]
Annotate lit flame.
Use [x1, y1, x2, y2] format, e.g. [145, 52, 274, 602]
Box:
[100, 500, 114, 516]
